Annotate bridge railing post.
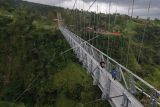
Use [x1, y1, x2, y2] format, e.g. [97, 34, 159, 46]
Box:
[91, 46, 95, 58]
[150, 88, 158, 107]
[80, 49, 84, 62]
[78, 36, 81, 44]
[106, 58, 111, 73]
[128, 74, 136, 94]
[92, 67, 100, 86]
[150, 99, 157, 107]
[82, 52, 88, 68]
[73, 42, 76, 53]
[88, 59, 93, 74]
[85, 43, 89, 53]
[76, 46, 80, 59]
[119, 66, 128, 89]
[116, 66, 122, 82]
[87, 45, 93, 57]
[121, 92, 131, 107]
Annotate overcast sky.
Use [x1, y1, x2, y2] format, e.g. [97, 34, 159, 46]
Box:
[24, 0, 160, 19]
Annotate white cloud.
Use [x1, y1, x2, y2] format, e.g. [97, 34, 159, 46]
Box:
[24, 0, 160, 19]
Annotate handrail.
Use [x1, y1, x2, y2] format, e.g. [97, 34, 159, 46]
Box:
[61, 26, 160, 105]
[66, 27, 159, 93]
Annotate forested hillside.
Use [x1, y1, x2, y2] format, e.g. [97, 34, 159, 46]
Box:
[0, 0, 110, 107]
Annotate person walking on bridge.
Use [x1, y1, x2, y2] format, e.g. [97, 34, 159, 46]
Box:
[100, 61, 105, 68]
[111, 68, 117, 80]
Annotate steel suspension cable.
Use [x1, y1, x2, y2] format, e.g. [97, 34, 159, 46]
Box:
[15, 72, 43, 101]
[93, 5, 96, 46]
[88, 10, 91, 43]
[137, 0, 152, 63]
[71, 0, 77, 34]
[87, 0, 97, 11]
[79, 0, 82, 38]
[112, 0, 119, 60]
[75, 0, 78, 35]
[107, 0, 111, 56]
[126, 0, 134, 67]
[86, 0, 98, 44]
[113, 0, 118, 25]
[84, 2, 87, 40]
[96, 1, 99, 48]
[104, 0, 109, 54]
[72, 0, 77, 10]
[131, 0, 135, 18]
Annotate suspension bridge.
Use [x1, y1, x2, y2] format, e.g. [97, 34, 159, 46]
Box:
[56, 0, 160, 106]
[59, 24, 160, 107]
[57, 0, 160, 107]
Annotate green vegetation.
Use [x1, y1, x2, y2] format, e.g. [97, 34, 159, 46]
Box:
[0, 101, 25, 107]
[0, 0, 159, 107]
[0, 0, 110, 106]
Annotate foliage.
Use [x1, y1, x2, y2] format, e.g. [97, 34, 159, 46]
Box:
[0, 0, 160, 106]
[0, 0, 111, 107]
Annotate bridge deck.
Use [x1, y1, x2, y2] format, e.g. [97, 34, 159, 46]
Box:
[60, 26, 144, 107]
